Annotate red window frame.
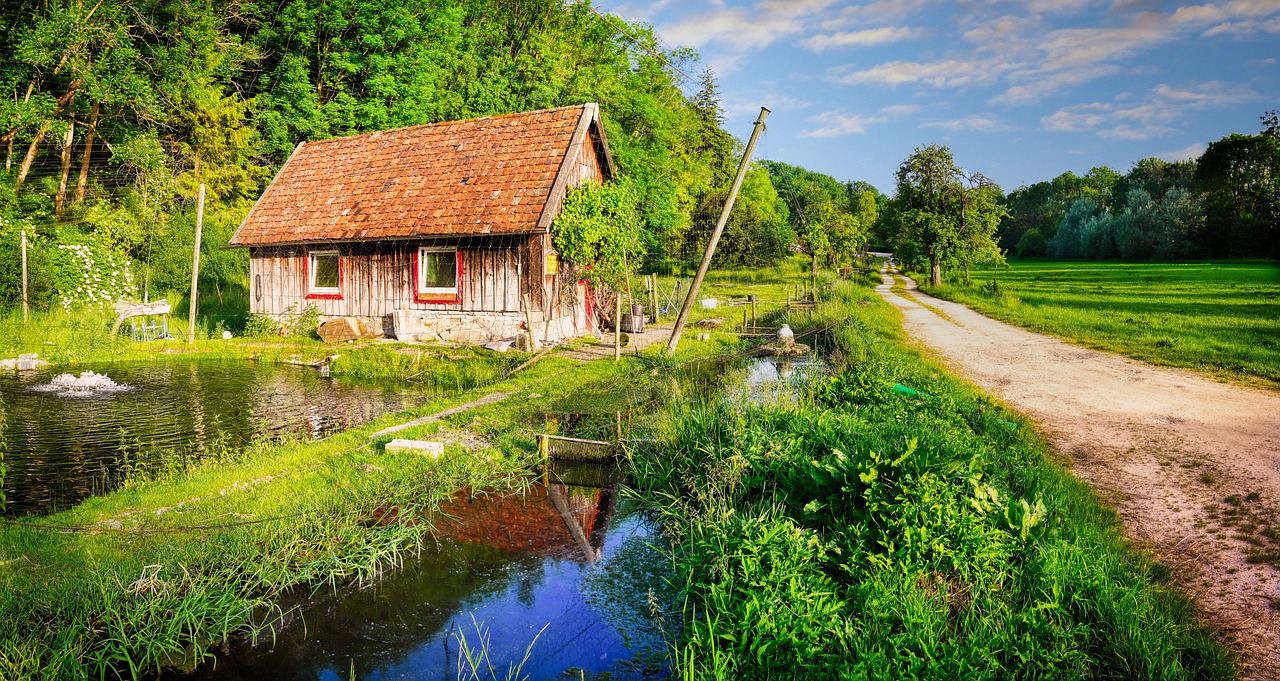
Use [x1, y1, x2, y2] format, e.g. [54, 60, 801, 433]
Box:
[304, 249, 344, 300]
[412, 247, 463, 304]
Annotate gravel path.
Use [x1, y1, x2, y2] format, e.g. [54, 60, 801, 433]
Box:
[878, 268, 1280, 678]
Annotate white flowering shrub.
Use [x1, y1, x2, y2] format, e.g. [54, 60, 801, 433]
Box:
[50, 240, 137, 309]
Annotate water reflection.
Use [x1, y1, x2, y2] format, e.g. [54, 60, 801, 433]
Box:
[739, 355, 828, 405]
[196, 468, 669, 680]
[0, 361, 428, 516]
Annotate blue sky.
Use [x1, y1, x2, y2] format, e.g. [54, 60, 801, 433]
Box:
[601, 0, 1280, 194]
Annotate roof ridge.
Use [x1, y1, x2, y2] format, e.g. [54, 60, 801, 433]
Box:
[297, 103, 594, 147]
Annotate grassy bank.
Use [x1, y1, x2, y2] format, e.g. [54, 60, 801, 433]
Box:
[918, 260, 1280, 388]
[0, 347, 658, 679]
[0, 259, 813, 677]
[633, 276, 1234, 679]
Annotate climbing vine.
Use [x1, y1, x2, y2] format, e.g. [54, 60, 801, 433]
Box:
[550, 179, 645, 290]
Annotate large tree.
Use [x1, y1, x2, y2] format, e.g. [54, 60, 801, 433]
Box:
[890, 144, 1005, 286]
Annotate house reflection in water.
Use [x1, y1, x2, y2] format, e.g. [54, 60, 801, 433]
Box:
[435, 481, 617, 564]
[192, 463, 665, 681]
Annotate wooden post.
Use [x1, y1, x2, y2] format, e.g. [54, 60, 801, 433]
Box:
[20, 229, 28, 323]
[187, 183, 205, 344]
[522, 292, 539, 351]
[614, 291, 622, 361]
[666, 107, 770, 355]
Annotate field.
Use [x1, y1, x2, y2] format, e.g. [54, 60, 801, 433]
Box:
[919, 261, 1280, 388]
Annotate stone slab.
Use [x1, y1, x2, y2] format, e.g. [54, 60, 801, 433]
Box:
[384, 439, 445, 458]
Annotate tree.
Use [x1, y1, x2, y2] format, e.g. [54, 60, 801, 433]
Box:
[889, 144, 1005, 286]
[1195, 131, 1280, 257]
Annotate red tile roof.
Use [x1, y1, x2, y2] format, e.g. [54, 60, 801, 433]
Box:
[230, 104, 611, 246]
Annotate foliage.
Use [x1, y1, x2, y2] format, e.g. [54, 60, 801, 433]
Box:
[762, 160, 879, 267]
[698, 165, 794, 268]
[887, 144, 1007, 286]
[1001, 112, 1278, 261]
[551, 179, 645, 290]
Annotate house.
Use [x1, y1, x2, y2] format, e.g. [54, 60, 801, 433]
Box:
[228, 103, 614, 343]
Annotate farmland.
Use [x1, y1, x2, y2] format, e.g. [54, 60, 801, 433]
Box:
[920, 261, 1280, 388]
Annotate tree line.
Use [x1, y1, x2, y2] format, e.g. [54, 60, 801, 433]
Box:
[0, 0, 880, 321]
[1001, 112, 1279, 261]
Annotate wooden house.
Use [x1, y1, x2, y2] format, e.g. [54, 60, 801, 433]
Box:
[229, 104, 614, 343]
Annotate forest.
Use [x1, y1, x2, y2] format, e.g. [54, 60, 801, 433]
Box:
[0, 0, 876, 326]
[996, 112, 1279, 261]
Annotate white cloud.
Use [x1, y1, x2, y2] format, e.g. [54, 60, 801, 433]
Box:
[1039, 80, 1261, 139]
[659, 0, 841, 51]
[802, 111, 883, 137]
[1158, 142, 1208, 161]
[1099, 124, 1178, 140]
[801, 26, 923, 51]
[833, 0, 1280, 105]
[724, 95, 811, 117]
[881, 104, 922, 116]
[921, 114, 1016, 132]
[831, 58, 1008, 87]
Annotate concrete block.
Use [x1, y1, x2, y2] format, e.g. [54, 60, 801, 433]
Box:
[384, 439, 445, 458]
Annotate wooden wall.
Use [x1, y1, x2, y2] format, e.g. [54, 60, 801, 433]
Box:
[250, 236, 533, 318]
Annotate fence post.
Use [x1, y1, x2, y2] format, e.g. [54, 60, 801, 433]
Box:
[187, 183, 205, 344]
[21, 229, 28, 324]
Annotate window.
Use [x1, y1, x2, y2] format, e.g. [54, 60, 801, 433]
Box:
[308, 250, 342, 298]
[417, 247, 458, 298]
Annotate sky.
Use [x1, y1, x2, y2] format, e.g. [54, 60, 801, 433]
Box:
[601, 0, 1280, 194]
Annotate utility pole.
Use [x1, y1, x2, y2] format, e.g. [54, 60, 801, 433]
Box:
[666, 107, 770, 355]
[187, 183, 205, 344]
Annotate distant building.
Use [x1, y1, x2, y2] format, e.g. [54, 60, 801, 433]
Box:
[229, 104, 614, 343]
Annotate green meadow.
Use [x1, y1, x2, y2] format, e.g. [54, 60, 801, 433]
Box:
[920, 261, 1280, 388]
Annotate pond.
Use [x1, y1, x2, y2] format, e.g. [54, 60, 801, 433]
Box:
[0, 360, 430, 516]
[193, 462, 671, 680]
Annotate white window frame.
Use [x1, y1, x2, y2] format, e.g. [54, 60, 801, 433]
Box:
[308, 250, 341, 295]
[418, 246, 459, 295]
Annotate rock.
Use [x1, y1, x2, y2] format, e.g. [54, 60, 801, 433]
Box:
[484, 338, 515, 353]
[695, 317, 724, 329]
[318, 318, 361, 344]
[385, 439, 445, 458]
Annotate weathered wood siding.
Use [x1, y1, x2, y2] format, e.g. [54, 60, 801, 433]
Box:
[249, 236, 528, 317]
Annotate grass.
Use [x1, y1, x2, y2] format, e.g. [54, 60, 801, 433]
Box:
[631, 275, 1235, 680]
[0, 345, 667, 679]
[0, 259, 822, 679]
[917, 260, 1280, 389]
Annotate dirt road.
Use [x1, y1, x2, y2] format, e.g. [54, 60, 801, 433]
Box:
[878, 269, 1280, 677]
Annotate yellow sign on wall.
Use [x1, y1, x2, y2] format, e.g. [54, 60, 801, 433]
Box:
[545, 252, 558, 275]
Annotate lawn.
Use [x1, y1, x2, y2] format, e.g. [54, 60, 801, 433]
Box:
[920, 261, 1280, 388]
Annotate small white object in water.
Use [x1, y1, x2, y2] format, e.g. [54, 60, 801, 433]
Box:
[778, 324, 795, 346]
[34, 370, 131, 397]
[222, 330, 233, 339]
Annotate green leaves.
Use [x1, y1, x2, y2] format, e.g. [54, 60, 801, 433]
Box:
[550, 178, 644, 290]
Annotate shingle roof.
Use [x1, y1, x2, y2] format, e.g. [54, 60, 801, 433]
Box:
[229, 104, 611, 246]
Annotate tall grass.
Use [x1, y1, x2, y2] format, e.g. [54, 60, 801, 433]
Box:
[633, 278, 1234, 679]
